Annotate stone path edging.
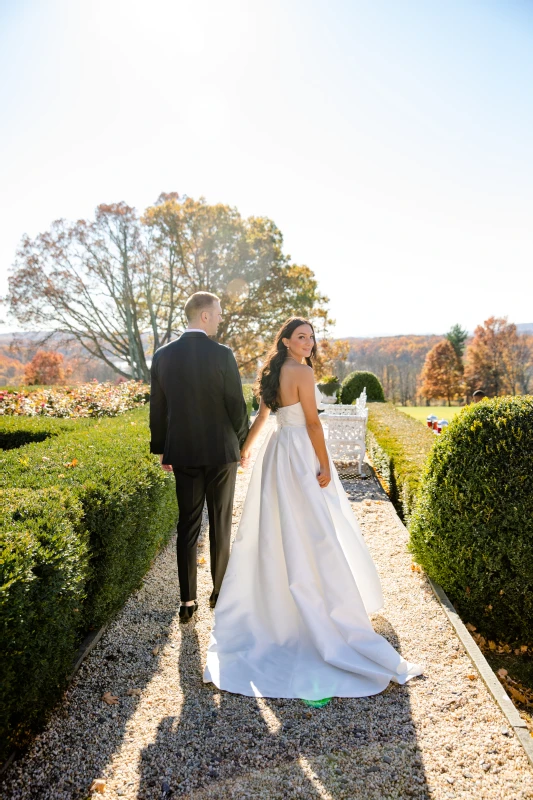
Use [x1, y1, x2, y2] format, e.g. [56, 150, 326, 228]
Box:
[428, 577, 533, 766]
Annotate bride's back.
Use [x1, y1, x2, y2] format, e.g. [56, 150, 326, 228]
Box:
[277, 361, 309, 408]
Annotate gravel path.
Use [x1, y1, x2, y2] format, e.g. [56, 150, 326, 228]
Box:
[4, 421, 533, 800]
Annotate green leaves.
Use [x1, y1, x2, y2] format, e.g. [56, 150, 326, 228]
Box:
[410, 396, 533, 642]
[0, 407, 178, 758]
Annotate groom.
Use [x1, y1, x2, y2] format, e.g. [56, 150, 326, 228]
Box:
[149, 292, 249, 622]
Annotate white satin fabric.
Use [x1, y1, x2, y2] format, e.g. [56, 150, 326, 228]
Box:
[203, 393, 422, 699]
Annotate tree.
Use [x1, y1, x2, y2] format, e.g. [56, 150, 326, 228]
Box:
[465, 316, 533, 396]
[419, 340, 465, 406]
[24, 350, 66, 385]
[7, 194, 331, 380]
[445, 324, 468, 360]
[143, 194, 331, 372]
[313, 338, 350, 381]
[343, 334, 443, 404]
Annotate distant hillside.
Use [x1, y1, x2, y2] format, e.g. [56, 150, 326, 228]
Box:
[517, 323, 533, 334]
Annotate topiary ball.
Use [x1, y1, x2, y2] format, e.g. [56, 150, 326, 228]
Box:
[340, 371, 385, 404]
[410, 396, 533, 642]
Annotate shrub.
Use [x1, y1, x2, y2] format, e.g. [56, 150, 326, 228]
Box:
[341, 371, 385, 404]
[317, 375, 341, 397]
[0, 380, 149, 417]
[366, 403, 435, 522]
[0, 416, 85, 450]
[0, 407, 178, 629]
[0, 407, 178, 757]
[0, 489, 88, 759]
[410, 396, 533, 642]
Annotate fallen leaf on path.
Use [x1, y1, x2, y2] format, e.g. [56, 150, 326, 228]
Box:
[197, 557, 206, 565]
[152, 646, 160, 656]
[466, 674, 477, 680]
[101, 692, 119, 705]
[90, 779, 106, 793]
[126, 688, 142, 697]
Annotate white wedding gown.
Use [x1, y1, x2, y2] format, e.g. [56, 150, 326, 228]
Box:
[203, 389, 422, 699]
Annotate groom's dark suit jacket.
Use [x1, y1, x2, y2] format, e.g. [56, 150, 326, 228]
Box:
[149, 332, 249, 466]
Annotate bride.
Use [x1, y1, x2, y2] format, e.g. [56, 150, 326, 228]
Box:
[203, 317, 422, 699]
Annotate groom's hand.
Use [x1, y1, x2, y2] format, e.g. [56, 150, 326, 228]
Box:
[240, 448, 251, 469]
[159, 454, 173, 472]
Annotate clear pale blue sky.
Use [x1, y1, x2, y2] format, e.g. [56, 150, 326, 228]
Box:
[1, 0, 532, 337]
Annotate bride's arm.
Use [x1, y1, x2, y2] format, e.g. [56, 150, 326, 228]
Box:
[240, 397, 270, 467]
[298, 368, 331, 487]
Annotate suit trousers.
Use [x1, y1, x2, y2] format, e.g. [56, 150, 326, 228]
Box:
[173, 463, 238, 602]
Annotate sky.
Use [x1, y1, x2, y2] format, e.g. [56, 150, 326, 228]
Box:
[1, 0, 532, 338]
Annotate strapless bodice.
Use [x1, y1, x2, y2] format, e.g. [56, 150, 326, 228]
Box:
[276, 402, 307, 428]
[275, 385, 324, 428]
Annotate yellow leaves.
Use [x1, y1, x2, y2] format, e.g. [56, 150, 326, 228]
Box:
[466, 674, 477, 681]
[64, 458, 78, 468]
[466, 622, 476, 632]
[90, 779, 106, 793]
[101, 692, 119, 705]
[496, 667, 533, 708]
[18, 457, 30, 467]
[488, 640, 497, 651]
[509, 686, 530, 706]
[410, 563, 421, 572]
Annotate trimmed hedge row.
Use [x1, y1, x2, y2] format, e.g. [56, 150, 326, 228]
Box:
[0, 416, 85, 451]
[0, 408, 177, 758]
[366, 403, 435, 522]
[410, 396, 533, 642]
[0, 489, 88, 754]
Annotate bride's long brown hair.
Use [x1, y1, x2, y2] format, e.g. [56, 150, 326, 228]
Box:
[254, 317, 318, 412]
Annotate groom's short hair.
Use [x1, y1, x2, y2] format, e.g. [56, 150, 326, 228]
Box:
[184, 291, 220, 321]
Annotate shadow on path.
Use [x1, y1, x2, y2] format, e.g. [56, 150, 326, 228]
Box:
[137, 617, 428, 799]
[2, 540, 182, 800]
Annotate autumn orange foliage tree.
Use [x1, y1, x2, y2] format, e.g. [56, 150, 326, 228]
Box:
[0, 350, 25, 385]
[24, 350, 67, 385]
[419, 340, 465, 406]
[313, 338, 350, 381]
[465, 316, 533, 396]
[344, 335, 444, 404]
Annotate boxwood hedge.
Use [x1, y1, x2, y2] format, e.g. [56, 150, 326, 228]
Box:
[0, 408, 177, 758]
[366, 403, 435, 522]
[0, 489, 88, 757]
[410, 396, 533, 642]
[341, 371, 385, 404]
[0, 416, 85, 451]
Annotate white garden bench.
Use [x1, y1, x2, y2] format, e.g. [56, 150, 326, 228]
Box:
[320, 389, 368, 475]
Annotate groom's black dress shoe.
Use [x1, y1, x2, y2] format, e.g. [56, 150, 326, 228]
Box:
[209, 592, 219, 609]
[179, 601, 198, 623]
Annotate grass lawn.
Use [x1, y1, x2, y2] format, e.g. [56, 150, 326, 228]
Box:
[396, 406, 465, 424]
